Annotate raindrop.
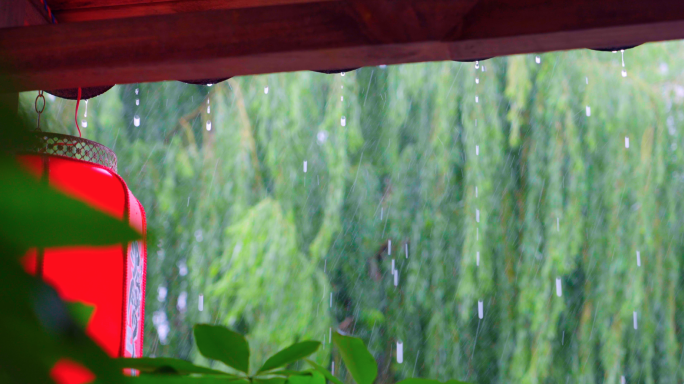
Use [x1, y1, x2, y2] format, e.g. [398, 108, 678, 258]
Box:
[84, 99, 88, 117]
[379, 65, 387, 69]
[586, 106, 591, 117]
[476, 209, 480, 223]
[625, 137, 630, 148]
[81, 120, 88, 128]
[633, 311, 638, 329]
[535, 56, 541, 64]
[475, 78, 479, 84]
[199, 294, 204, 311]
[478, 300, 484, 319]
[317, 131, 328, 143]
[476, 145, 479, 155]
[177, 291, 187, 312]
[636, 251, 641, 267]
[476, 251, 480, 266]
[341, 85, 344, 89]
[178, 259, 188, 276]
[391, 258, 395, 273]
[331, 362, 335, 375]
[622, 70, 627, 78]
[405, 243, 408, 259]
[381, 207, 384, 220]
[133, 115, 140, 127]
[341, 72, 346, 76]
[206, 121, 212, 131]
[475, 96, 479, 103]
[388, 240, 392, 255]
[303, 161, 308, 173]
[475, 186, 478, 198]
[264, 87, 269, 94]
[482, 65, 486, 72]
[329, 292, 332, 307]
[157, 286, 167, 302]
[135, 88, 139, 95]
[341, 116, 346, 126]
[397, 341, 404, 363]
[207, 105, 210, 114]
[621, 376, 626, 384]
[393, 270, 399, 287]
[207, 83, 213, 87]
[585, 77, 588, 84]
[475, 61, 479, 69]
[556, 278, 562, 297]
[136, 99, 140, 106]
[621, 49, 625, 67]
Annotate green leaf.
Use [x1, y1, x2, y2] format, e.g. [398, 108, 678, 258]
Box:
[67, 302, 95, 329]
[193, 324, 250, 374]
[257, 341, 321, 373]
[116, 357, 232, 375]
[304, 359, 344, 384]
[286, 375, 312, 384]
[0, 156, 142, 252]
[396, 379, 472, 384]
[253, 378, 286, 384]
[122, 377, 249, 383]
[331, 333, 377, 384]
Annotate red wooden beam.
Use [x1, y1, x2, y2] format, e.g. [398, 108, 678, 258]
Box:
[0, 0, 52, 28]
[1, 0, 684, 92]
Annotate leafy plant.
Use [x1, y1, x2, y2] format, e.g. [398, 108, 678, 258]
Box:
[118, 325, 471, 384]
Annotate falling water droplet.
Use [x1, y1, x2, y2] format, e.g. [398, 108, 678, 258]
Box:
[625, 137, 630, 148]
[136, 99, 140, 106]
[388, 240, 392, 255]
[133, 115, 140, 127]
[207, 105, 211, 114]
[621, 49, 625, 67]
[199, 294, 204, 311]
[586, 106, 591, 117]
[81, 120, 87, 128]
[482, 65, 486, 72]
[394, 270, 399, 287]
[264, 87, 269, 94]
[303, 161, 308, 173]
[341, 96, 344, 101]
[207, 83, 213, 87]
[381, 207, 384, 220]
[475, 61, 479, 69]
[476, 251, 480, 266]
[476, 145, 479, 155]
[633, 311, 638, 329]
[636, 251, 641, 267]
[341, 72, 346, 76]
[621, 376, 626, 384]
[331, 362, 335, 375]
[622, 70, 627, 77]
[535, 56, 541, 64]
[556, 278, 562, 297]
[391, 258, 395, 273]
[475, 96, 479, 103]
[396, 341, 403, 363]
[135, 88, 139, 95]
[405, 243, 408, 259]
[478, 300, 484, 319]
[341, 116, 346, 126]
[585, 77, 588, 84]
[476, 209, 480, 223]
[475, 78, 479, 84]
[206, 121, 212, 131]
[475, 186, 478, 198]
[84, 100, 88, 118]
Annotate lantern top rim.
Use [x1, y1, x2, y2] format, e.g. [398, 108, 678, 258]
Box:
[17, 132, 118, 173]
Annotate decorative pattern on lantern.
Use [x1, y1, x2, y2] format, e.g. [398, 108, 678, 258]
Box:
[18, 132, 147, 360]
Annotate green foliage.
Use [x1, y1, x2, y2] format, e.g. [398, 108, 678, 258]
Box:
[194, 325, 251, 373]
[116, 358, 231, 375]
[331, 333, 377, 384]
[258, 342, 322, 373]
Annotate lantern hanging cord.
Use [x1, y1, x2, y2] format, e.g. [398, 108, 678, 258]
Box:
[74, 87, 82, 137]
[34, 91, 45, 131]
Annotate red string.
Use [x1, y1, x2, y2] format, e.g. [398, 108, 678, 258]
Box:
[74, 87, 82, 137]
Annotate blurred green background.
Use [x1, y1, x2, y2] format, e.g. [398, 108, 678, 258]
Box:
[20, 41, 684, 384]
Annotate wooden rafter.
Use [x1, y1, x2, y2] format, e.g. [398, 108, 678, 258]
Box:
[2, 0, 684, 91]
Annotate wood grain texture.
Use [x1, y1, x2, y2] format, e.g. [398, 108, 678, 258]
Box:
[2, 0, 684, 91]
[51, 0, 339, 22]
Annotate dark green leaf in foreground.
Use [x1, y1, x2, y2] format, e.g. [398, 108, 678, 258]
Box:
[331, 333, 377, 384]
[193, 324, 250, 374]
[116, 357, 232, 375]
[253, 378, 286, 384]
[304, 359, 344, 384]
[0, 156, 142, 252]
[257, 341, 321, 373]
[67, 302, 96, 329]
[122, 377, 249, 384]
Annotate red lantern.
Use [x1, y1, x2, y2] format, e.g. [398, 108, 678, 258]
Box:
[18, 133, 147, 378]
